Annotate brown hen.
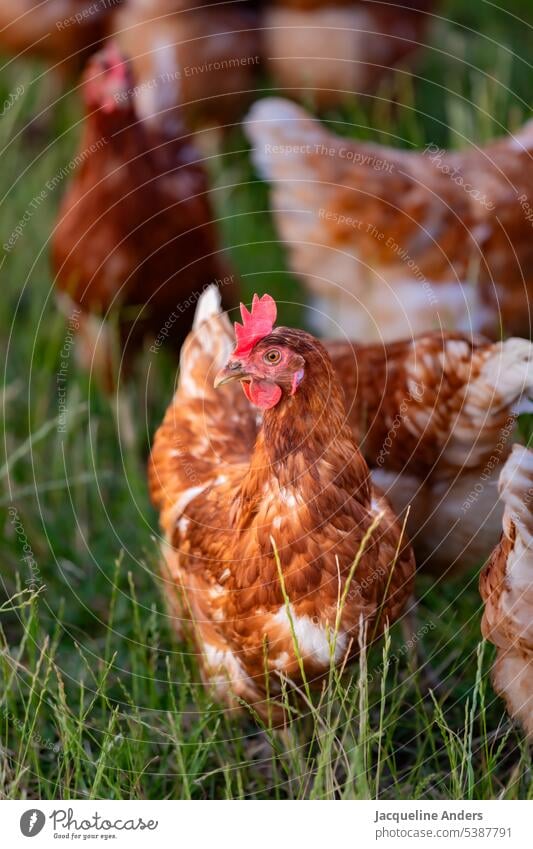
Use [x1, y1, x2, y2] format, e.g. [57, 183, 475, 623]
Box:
[480, 444, 533, 738]
[51, 44, 237, 380]
[263, 0, 436, 108]
[110, 0, 261, 130]
[327, 333, 533, 573]
[245, 98, 533, 342]
[149, 286, 415, 720]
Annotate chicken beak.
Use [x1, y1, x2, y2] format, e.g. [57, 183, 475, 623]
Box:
[214, 363, 250, 389]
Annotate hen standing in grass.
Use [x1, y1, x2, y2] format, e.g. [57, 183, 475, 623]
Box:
[149, 287, 415, 720]
[480, 444, 533, 738]
[51, 44, 237, 381]
[245, 98, 533, 342]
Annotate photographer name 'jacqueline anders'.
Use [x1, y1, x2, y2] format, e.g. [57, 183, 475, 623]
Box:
[374, 810, 483, 823]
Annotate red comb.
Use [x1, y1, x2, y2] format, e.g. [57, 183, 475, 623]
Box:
[234, 294, 277, 357]
[84, 42, 131, 112]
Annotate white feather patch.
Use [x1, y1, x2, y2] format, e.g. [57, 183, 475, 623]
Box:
[193, 284, 222, 328]
[273, 605, 347, 665]
[173, 483, 210, 521]
[202, 642, 251, 691]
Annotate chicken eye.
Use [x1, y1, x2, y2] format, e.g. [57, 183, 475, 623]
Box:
[264, 349, 281, 365]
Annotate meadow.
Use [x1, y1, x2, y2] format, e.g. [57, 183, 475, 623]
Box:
[0, 0, 532, 799]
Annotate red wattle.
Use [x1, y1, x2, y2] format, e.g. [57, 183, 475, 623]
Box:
[242, 379, 282, 409]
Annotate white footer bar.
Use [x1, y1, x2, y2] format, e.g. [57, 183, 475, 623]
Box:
[1, 800, 529, 848]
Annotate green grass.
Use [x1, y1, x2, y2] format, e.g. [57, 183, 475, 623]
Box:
[1, 0, 532, 799]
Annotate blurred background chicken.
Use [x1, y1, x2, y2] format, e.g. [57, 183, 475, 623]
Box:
[0, 0, 117, 131]
[51, 44, 238, 383]
[149, 287, 415, 719]
[0, 1, 261, 133]
[0, 0, 113, 77]
[480, 444, 533, 738]
[110, 0, 261, 130]
[245, 97, 533, 343]
[0, 1, 434, 130]
[327, 332, 533, 573]
[262, 0, 436, 108]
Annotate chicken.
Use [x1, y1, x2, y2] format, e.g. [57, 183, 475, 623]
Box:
[0, 0, 113, 76]
[326, 333, 533, 574]
[245, 97, 533, 343]
[110, 0, 261, 130]
[148, 286, 415, 720]
[262, 0, 436, 108]
[51, 44, 237, 381]
[480, 444, 533, 738]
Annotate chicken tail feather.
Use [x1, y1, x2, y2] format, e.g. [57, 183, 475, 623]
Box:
[442, 338, 533, 470]
[483, 338, 533, 416]
[178, 284, 234, 403]
[193, 283, 223, 330]
[149, 286, 256, 537]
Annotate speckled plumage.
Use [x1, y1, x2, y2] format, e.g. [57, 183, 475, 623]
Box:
[328, 333, 533, 572]
[149, 288, 415, 720]
[245, 98, 533, 342]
